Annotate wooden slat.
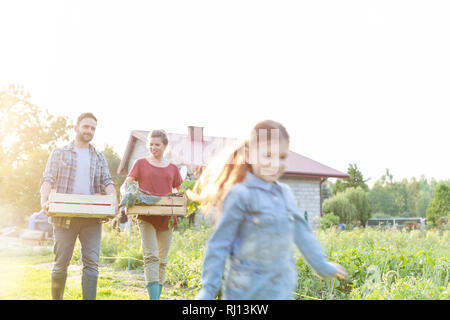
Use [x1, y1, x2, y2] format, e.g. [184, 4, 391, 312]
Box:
[149, 196, 185, 206]
[49, 192, 114, 205]
[49, 203, 115, 216]
[50, 212, 114, 218]
[126, 205, 186, 216]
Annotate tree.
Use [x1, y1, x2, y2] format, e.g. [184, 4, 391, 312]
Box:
[426, 183, 450, 226]
[369, 169, 415, 217]
[322, 193, 357, 224]
[343, 187, 372, 226]
[0, 85, 71, 164]
[0, 85, 71, 224]
[334, 163, 369, 195]
[369, 182, 399, 217]
[367, 169, 449, 219]
[101, 144, 127, 198]
[321, 180, 333, 202]
[415, 191, 432, 218]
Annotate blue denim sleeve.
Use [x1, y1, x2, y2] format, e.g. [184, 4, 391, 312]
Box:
[293, 215, 337, 278]
[282, 185, 337, 278]
[196, 184, 248, 300]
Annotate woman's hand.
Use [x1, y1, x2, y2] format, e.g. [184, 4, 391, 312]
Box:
[330, 262, 348, 280]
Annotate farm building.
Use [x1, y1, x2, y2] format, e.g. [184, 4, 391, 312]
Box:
[117, 126, 349, 227]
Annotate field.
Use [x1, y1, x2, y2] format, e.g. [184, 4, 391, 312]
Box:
[0, 220, 448, 300]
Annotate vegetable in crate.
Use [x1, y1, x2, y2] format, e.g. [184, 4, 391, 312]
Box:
[120, 180, 161, 208]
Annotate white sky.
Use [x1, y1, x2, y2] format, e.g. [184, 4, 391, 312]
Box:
[1, 0, 449, 186]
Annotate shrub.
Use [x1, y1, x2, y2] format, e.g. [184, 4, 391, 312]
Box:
[322, 193, 356, 224]
[342, 187, 372, 226]
[318, 213, 340, 230]
[426, 183, 450, 226]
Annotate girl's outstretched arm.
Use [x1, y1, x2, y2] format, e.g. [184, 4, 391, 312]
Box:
[281, 185, 340, 278]
[293, 216, 343, 278]
[196, 184, 248, 300]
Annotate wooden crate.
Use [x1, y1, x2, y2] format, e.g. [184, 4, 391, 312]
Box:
[48, 191, 115, 218]
[126, 194, 187, 216]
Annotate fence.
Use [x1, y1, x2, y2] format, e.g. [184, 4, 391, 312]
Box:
[366, 217, 426, 229]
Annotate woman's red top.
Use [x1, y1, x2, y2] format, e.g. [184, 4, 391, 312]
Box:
[128, 158, 183, 230]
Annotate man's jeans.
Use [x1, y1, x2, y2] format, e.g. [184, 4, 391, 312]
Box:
[52, 218, 102, 279]
[137, 219, 172, 285]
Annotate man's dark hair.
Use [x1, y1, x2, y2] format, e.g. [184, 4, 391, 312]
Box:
[77, 113, 97, 125]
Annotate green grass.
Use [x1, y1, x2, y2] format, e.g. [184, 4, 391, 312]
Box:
[296, 227, 449, 300]
[0, 224, 448, 300]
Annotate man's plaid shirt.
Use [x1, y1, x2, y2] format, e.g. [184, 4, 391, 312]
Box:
[42, 141, 115, 229]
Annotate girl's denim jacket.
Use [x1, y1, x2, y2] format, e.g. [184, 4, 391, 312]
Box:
[196, 172, 337, 300]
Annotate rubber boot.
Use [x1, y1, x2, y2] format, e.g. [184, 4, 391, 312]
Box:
[82, 275, 98, 300]
[146, 282, 160, 300]
[159, 284, 163, 298]
[51, 276, 67, 300]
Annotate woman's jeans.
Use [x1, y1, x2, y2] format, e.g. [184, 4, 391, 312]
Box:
[137, 219, 173, 285]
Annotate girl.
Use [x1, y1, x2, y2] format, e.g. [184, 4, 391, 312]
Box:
[125, 130, 183, 300]
[188, 120, 347, 300]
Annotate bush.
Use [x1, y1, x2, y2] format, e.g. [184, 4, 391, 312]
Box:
[296, 228, 450, 300]
[322, 193, 356, 224]
[426, 183, 450, 226]
[318, 213, 340, 230]
[323, 187, 372, 226]
[343, 187, 372, 226]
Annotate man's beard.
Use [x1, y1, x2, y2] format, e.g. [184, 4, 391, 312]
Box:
[76, 132, 93, 143]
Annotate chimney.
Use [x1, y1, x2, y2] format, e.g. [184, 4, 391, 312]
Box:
[188, 126, 204, 142]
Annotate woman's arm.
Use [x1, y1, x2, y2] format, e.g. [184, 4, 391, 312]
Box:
[126, 176, 136, 186]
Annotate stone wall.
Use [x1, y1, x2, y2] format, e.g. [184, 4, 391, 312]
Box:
[278, 176, 322, 228]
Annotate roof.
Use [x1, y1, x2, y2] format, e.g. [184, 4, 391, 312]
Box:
[117, 129, 349, 179]
[284, 151, 349, 178]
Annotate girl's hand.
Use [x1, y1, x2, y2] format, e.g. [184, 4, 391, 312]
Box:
[330, 262, 348, 280]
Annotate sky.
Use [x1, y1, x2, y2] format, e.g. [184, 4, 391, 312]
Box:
[1, 0, 449, 186]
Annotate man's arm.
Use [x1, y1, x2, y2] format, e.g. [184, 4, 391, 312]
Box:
[40, 181, 53, 216]
[40, 149, 60, 216]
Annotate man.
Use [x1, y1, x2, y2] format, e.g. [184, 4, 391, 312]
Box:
[40, 112, 117, 300]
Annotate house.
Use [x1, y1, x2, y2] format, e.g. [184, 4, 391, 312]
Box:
[117, 126, 349, 227]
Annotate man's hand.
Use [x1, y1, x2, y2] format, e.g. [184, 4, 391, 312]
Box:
[40, 181, 53, 216]
[41, 200, 53, 216]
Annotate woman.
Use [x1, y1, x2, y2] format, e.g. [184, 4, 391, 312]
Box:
[126, 129, 183, 300]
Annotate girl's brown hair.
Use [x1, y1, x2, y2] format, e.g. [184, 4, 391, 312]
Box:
[187, 120, 289, 224]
